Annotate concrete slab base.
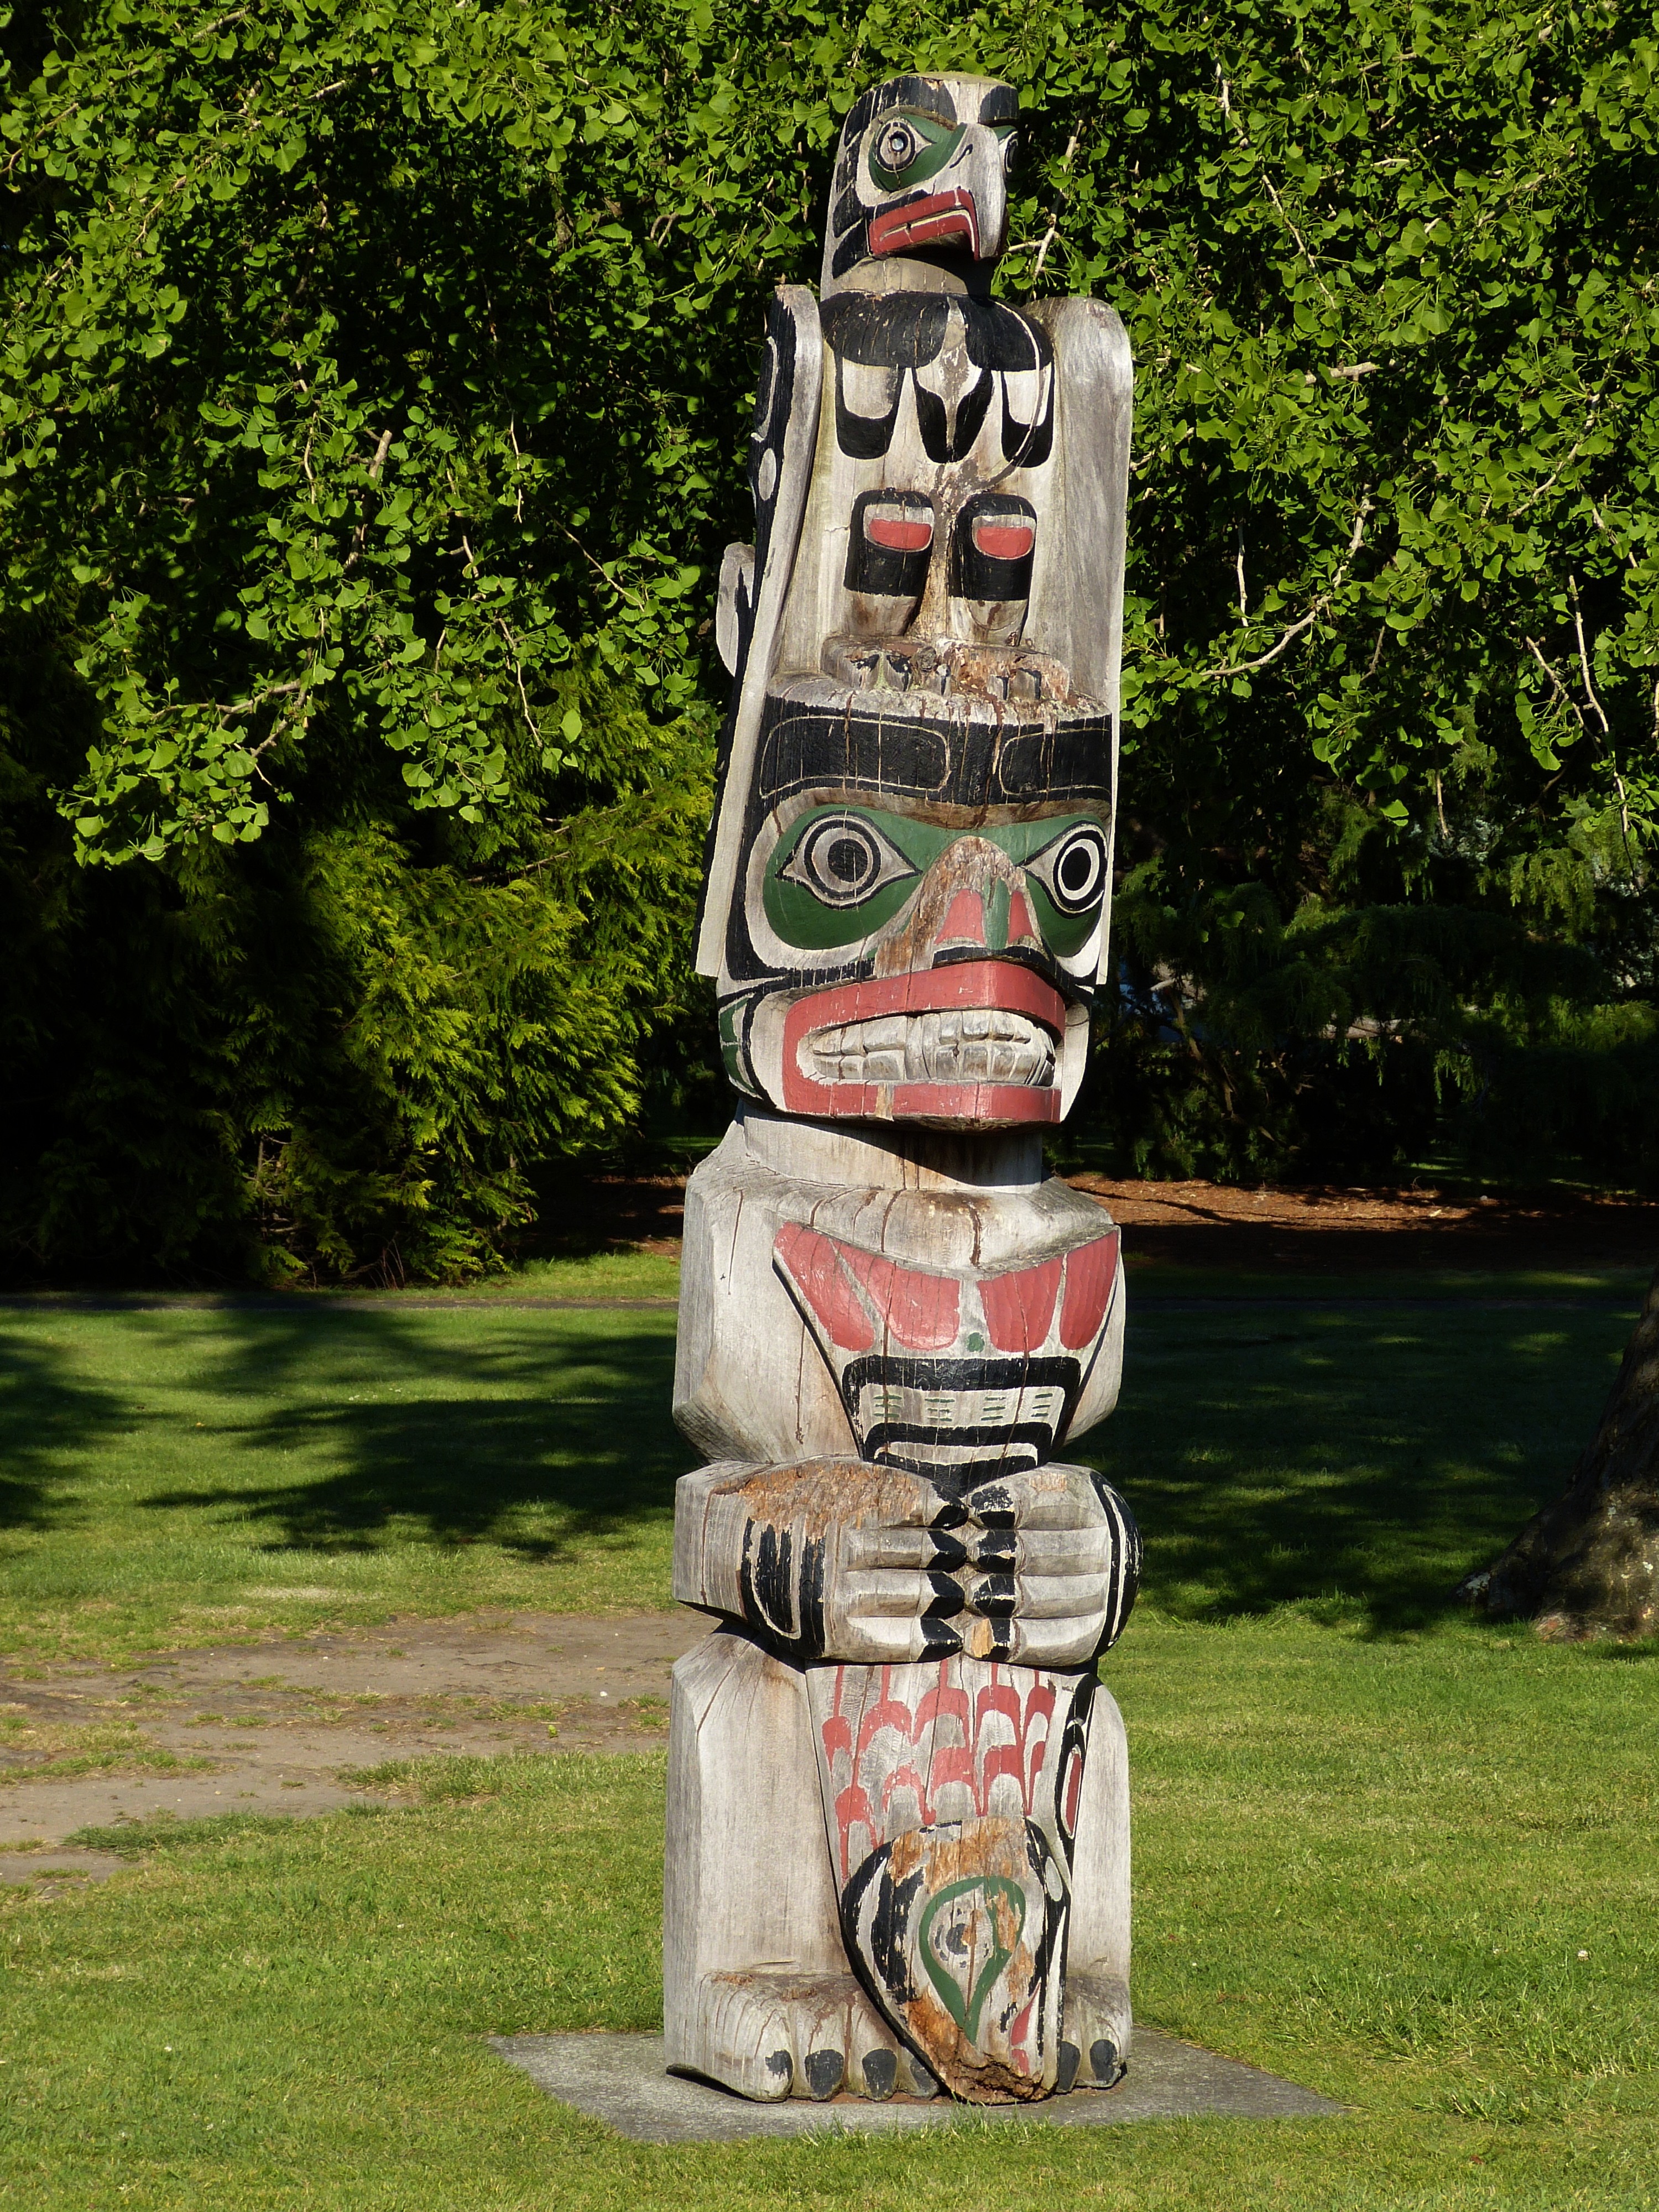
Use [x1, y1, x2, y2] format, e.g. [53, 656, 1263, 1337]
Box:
[491, 2030, 1343, 2142]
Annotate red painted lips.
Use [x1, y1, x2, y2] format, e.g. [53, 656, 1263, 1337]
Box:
[781, 959, 1066, 1125]
[868, 187, 980, 261]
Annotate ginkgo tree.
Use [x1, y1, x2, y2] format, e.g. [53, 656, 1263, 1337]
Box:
[0, 0, 1655, 1286]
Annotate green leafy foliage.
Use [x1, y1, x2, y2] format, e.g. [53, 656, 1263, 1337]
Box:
[1, 1, 1655, 1277]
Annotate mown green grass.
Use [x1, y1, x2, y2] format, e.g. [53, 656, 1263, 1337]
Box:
[0, 1619, 1651, 2210]
[0, 1261, 1642, 1658]
[2, 1268, 1656, 2204]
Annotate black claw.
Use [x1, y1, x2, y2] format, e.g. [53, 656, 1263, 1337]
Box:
[804, 2047, 845, 2101]
[1089, 2037, 1120, 2085]
[922, 1571, 966, 1616]
[861, 2049, 898, 2100]
[1056, 2041, 1081, 2094]
[766, 2048, 792, 2082]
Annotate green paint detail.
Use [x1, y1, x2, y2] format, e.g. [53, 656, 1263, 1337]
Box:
[966, 1331, 985, 1353]
[984, 878, 1010, 952]
[763, 870, 918, 951]
[869, 112, 966, 194]
[1024, 878, 1098, 960]
[717, 997, 759, 1094]
[761, 806, 1105, 955]
[918, 1876, 1025, 2043]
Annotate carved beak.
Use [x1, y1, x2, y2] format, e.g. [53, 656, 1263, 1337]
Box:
[867, 123, 1009, 265]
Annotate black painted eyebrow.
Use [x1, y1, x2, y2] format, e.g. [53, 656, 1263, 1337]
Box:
[874, 74, 961, 127]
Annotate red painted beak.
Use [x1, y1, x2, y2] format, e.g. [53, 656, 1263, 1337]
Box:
[868, 186, 980, 260]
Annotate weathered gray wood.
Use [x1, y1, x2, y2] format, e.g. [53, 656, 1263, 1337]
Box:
[664, 1628, 917, 2101]
[667, 67, 1140, 2106]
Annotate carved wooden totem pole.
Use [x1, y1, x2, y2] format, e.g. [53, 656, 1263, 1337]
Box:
[667, 71, 1138, 2106]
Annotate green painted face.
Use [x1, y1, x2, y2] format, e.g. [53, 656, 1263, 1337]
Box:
[867, 112, 1017, 194]
[761, 805, 1109, 958]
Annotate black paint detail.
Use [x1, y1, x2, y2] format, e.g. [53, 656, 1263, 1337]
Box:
[997, 718, 1115, 800]
[844, 488, 933, 597]
[913, 366, 995, 465]
[822, 293, 1047, 375]
[969, 1538, 1018, 1573]
[843, 1845, 925, 2008]
[832, 351, 905, 461]
[737, 1514, 827, 1657]
[694, 290, 801, 959]
[920, 1618, 964, 1655]
[923, 1571, 966, 1616]
[968, 1573, 1018, 1617]
[766, 2048, 792, 2080]
[949, 492, 1036, 604]
[1000, 361, 1055, 468]
[1054, 1674, 1096, 1857]
[754, 696, 1112, 811]
[1056, 2040, 1082, 2095]
[926, 1529, 969, 1571]
[1091, 2038, 1121, 2085]
[861, 2048, 898, 2099]
[804, 2048, 845, 2100]
[1087, 1473, 1142, 1652]
[978, 82, 1020, 124]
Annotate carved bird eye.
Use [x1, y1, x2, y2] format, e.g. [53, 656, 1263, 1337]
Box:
[1026, 823, 1109, 916]
[875, 119, 920, 175]
[1003, 133, 1021, 175]
[780, 812, 918, 908]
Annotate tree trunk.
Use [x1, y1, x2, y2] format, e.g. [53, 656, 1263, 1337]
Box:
[1458, 1264, 1659, 1640]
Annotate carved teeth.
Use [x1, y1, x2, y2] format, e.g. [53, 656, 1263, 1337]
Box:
[804, 1008, 1057, 1088]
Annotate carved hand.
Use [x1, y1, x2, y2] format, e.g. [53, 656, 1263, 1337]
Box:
[673, 1457, 1139, 1667]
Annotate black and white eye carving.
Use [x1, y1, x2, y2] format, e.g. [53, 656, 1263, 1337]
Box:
[874, 119, 921, 175]
[1002, 133, 1021, 176]
[1026, 823, 1109, 916]
[780, 812, 918, 908]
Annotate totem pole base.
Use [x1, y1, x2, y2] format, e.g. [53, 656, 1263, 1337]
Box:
[489, 2029, 1343, 2143]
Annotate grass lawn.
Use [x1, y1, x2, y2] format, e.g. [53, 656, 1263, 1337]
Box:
[1, 1262, 1655, 2205]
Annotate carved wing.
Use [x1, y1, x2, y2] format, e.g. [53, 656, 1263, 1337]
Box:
[693, 285, 824, 977]
[1022, 296, 1133, 709]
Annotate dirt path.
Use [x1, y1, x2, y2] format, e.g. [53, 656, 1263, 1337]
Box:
[0, 1611, 713, 1871]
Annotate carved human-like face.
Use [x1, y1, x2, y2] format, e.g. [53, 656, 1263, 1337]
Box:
[822, 73, 1020, 290]
[716, 681, 1113, 1128]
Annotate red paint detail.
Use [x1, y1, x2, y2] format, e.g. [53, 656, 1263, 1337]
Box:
[781, 961, 1067, 1124]
[980, 1257, 1062, 1354]
[974, 523, 1035, 561]
[1006, 889, 1037, 945]
[1058, 1232, 1120, 1350]
[1063, 1747, 1084, 1836]
[867, 515, 932, 553]
[820, 1661, 1067, 1880]
[940, 890, 985, 945]
[868, 187, 980, 261]
[1008, 1997, 1036, 2072]
[773, 1221, 874, 1353]
[835, 1243, 961, 1352]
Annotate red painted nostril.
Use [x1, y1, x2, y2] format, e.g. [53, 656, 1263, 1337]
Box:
[940, 890, 985, 944]
[1007, 890, 1037, 943]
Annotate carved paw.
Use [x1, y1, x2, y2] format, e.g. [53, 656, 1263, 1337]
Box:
[1058, 1970, 1131, 2091]
[676, 1970, 937, 2103]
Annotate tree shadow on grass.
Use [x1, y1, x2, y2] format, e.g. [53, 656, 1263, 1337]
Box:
[137, 1305, 686, 1562]
[0, 1322, 132, 1532]
[1088, 1305, 1630, 1634]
